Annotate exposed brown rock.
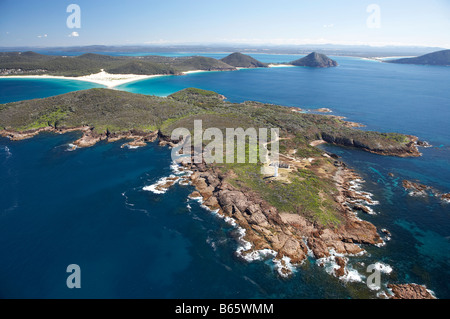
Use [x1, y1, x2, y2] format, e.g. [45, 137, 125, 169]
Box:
[402, 179, 450, 202]
[402, 180, 430, 193]
[334, 257, 347, 278]
[186, 161, 382, 277]
[388, 284, 436, 299]
[1, 125, 159, 149]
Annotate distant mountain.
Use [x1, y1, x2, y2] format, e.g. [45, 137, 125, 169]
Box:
[386, 50, 450, 66]
[291, 52, 338, 68]
[2, 44, 445, 58]
[220, 52, 268, 68]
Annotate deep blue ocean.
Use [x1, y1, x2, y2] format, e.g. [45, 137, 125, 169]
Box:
[0, 54, 449, 299]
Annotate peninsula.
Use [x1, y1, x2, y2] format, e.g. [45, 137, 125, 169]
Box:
[386, 49, 450, 66]
[0, 88, 428, 297]
[0, 52, 267, 87]
[0, 51, 268, 78]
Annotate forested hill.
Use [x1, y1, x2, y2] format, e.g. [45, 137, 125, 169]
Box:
[0, 87, 420, 158]
[386, 49, 450, 66]
[0, 51, 236, 76]
[220, 52, 268, 68]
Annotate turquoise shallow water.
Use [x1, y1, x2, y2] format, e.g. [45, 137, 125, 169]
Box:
[0, 78, 104, 104]
[0, 55, 449, 298]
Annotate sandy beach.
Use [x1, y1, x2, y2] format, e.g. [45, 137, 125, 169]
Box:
[360, 56, 415, 62]
[0, 66, 295, 87]
[268, 64, 295, 68]
[0, 70, 166, 88]
[181, 70, 210, 75]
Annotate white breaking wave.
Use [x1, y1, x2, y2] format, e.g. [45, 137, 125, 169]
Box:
[66, 143, 78, 152]
[126, 145, 141, 149]
[373, 262, 393, 274]
[193, 195, 295, 277]
[1, 145, 12, 158]
[143, 162, 192, 194]
[143, 175, 179, 194]
[316, 249, 365, 283]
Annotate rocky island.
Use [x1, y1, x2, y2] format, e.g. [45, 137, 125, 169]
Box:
[0, 87, 430, 297]
[290, 52, 338, 68]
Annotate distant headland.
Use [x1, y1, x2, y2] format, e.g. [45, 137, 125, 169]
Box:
[386, 49, 450, 66]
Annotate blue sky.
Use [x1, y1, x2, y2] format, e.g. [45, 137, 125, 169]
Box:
[0, 0, 449, 48]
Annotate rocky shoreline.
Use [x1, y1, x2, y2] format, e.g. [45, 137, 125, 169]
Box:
[183, 160, 382, 277]
[388, 284, 436, 299]
[0, 125, 159, 149]
[180, 160, 436, 298]
[1, 124, 425, 159]
[0, 125, 436, 298]
[402, 179, 450, 204]
[320, 133, 423, 158]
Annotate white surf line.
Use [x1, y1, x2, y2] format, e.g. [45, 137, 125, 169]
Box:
[268, 64, 296, 68]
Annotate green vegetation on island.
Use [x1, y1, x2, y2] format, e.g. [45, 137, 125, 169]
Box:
[290, 52, 338, 68]
[0, 88, 421, 254]
[220, 52, 268, 68]
[0, 87, 419, 158]
[0, 51, 238, 76]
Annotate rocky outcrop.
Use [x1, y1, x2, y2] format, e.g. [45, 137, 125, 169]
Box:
[187, 161, 382, 276]
[402, 179, 450, 203]
[402, 180, 431, 196]
[314, 108, 332, 113]
[442, 193, 450, 202]
[320, 133, 422, 158]
[388, 284, 436, 299]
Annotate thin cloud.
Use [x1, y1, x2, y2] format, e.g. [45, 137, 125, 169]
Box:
[37, 34, 48, 38]
[68, 31, 79, 37]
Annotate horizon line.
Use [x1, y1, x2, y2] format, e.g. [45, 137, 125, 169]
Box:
[0, 43, 448, 50]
